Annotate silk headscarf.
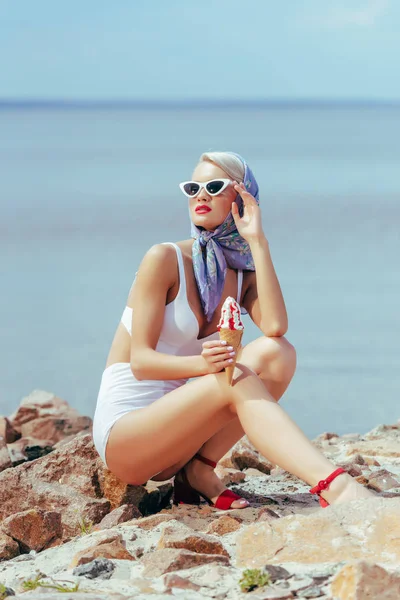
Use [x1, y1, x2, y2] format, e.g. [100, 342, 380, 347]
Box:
[190, 152, 260, 322]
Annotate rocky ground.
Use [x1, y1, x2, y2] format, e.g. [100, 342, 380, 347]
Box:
[0, 389, 399, 599]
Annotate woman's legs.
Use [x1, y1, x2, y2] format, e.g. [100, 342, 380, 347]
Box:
[152, 335, 297, 481]
[172, 336, 296, 507]
[105, 359, 372, 504]
[197, 335, 297, 461]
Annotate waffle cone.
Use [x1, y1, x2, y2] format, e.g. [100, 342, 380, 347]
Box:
[219, 328, 243, 385]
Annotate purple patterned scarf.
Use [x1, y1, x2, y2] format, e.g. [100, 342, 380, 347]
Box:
[190, 152, 260, 322]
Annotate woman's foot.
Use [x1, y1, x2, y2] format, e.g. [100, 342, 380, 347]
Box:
[184, 456, 250, 509]
[319, 472, 376, 506]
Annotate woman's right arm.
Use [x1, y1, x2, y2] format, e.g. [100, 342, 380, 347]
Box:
[129, 244, 235, 381]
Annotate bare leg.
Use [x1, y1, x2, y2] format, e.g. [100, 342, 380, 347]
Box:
[105, 359, 372, 505]
[180, 336, 297, 507]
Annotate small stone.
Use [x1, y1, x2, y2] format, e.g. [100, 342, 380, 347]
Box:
[72, 557, 115, 579]
[263, 565, 291, 582]
[367, 468, 400, 492]
[231, 437, 274, 474]
[141, 548, 230, 577]
[69, 536, 135, 567]
[256, 508, 280, 522]
[135, 513, 176, 530]
[205, 515, 242, 536]
[296, 586, 324, 598]
[0, 416, 20, 443]
[0, 442, 12, 473]
[215, 465, 246, 485]
[164, 573, 202, 591]
[0, 531, 20, 561]
[244, 467, 267, 478]
[157, 521, 229, 556]
[92, 504, 141, 530]
[2, 508, 62, 552]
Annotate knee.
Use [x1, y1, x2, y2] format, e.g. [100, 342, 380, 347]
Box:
[259, 336, 297, 382]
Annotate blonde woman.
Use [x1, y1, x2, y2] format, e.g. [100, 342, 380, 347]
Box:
[93, 151, 373, 509]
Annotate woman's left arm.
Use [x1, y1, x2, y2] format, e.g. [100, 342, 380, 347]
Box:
[232, 182, 288, 337]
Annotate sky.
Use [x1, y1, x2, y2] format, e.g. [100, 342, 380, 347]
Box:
[1, 0, 400, 101]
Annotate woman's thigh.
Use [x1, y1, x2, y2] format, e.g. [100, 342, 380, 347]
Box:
[105, 370, 240, 484]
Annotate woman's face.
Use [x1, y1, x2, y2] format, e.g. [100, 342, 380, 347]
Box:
[188, 161, 238, 231]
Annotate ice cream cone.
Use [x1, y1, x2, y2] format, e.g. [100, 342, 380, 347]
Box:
[219, 328, 243, 385]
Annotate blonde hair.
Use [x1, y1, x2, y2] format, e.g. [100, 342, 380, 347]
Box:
[198, 151, 245, 183]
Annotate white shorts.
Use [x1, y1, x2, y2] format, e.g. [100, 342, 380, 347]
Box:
[92, 362, 186, 468]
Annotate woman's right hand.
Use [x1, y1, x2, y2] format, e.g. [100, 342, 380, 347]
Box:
[200, 340, 236, 375]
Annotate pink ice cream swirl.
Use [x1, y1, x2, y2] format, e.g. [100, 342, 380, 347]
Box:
[217, 296, 244, 331]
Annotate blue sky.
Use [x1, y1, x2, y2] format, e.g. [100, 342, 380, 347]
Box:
[1, 0, 399, 101]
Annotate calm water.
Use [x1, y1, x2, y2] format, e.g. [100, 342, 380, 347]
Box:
[1, 105, 399, 438]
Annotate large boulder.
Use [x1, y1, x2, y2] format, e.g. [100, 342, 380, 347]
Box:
[236, 497, 400, 567]
[0, 432, 171, 545]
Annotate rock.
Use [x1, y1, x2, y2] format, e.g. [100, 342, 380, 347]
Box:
[0, 586, 15, 598]
[164, 573, 202, 591]
[141, 548, 230, 577]
[296, 586, 324, 598]
[8, 390, 82, 428]
[98, 468, 170, 516]
[244, 467, 268, 478]
[2, 509, 62, 552]
[230, 436, 274, 474]
[331, 560, 400, 599]
[92, 504, 142, 530]
[263, 565, 292, 582]
[236, 497, 400, 566]
[345, 437, 400, 459]
[0, 416, 20, 443]
[69, 535, 135, 567]
[72, 557, 116, 579]
[0, 531, 20, 561]
[0, 441, 12, 473]
[336, 462, 363, 477]
[366, 469, 400, 492]
[215, 464, 246, 485]
[20, 415, 92, 445]
[256, 508, 281, 522]
[0, 433, 171, 542]
[143, 480, 174, 515]
[157, 521, 229, 556]
[205, 515, 242, 536]
[0, 433, 110, 540]
[312, 432, 339, 445]
[254, 589, 294, 599]
[7, 436, 54, 465]
[219, 451, 234, 469]
[135, 513, 177, 530]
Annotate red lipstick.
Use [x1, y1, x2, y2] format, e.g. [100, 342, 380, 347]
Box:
[195, 205, 211, 214]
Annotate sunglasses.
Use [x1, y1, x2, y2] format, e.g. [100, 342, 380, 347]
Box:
[179, 178, 232, 198]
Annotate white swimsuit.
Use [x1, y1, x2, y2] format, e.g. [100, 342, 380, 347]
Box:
[92, 242, 243, 468]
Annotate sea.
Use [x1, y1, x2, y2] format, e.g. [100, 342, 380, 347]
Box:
[1, 103, 399, 439]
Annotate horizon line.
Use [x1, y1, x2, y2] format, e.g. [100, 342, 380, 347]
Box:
[1, 97, 400, 110]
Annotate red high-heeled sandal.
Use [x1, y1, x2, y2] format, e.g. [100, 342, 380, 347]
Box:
[309, 468, 346, 507]
[173, 453, 248, 510]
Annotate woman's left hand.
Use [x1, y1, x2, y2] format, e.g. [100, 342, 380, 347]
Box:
[232, 182, 266, 244]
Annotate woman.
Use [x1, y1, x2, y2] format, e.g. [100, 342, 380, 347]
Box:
[93, 151, 373, 510]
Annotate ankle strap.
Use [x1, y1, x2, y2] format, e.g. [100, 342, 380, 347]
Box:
[310, 468, 346, 507]
[194, 453, 217, 469]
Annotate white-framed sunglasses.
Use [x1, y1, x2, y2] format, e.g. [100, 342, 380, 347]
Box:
[179, 178, 232, 198]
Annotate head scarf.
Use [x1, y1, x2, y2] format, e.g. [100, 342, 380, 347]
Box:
[190, 152, 260, 322]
